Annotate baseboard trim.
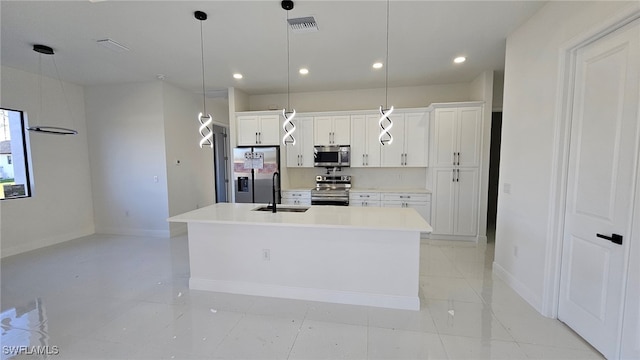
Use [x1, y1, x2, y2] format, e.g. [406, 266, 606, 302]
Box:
[1, 226, 95, 258]
[493, 261, 544, 315]
[189, 278, 420, 311]
[95, 226, 170, 238]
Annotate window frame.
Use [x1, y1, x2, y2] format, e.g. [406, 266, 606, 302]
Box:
[1, 107, 34, 200]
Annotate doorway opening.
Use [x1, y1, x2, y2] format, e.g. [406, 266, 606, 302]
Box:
[212, 124, 229, 203]
[486, 111, 502, 243]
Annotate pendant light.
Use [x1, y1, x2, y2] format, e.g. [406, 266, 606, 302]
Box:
[195, 10, 213, 148]
[281, 0, 296, 146]
[28, 44, 78, 135]
[378, 0, 393, 146]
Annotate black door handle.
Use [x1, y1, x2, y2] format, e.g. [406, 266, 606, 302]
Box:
[596, 233, 623, 245]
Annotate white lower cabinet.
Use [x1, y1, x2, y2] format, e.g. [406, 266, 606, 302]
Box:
[281, 190, 311, 205]
[431, 167, 478, 236]
[349, 192, 382, 207]
[381, 193, 431, 224]
[349, 191, 431, 224]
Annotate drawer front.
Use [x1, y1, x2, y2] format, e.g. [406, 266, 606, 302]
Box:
[282, 198, 311, 205]
[349, 200, 382, 207]
[282, 191, 311, 199]
[349, 192, 382, 201]
[382, 192, 431, 202]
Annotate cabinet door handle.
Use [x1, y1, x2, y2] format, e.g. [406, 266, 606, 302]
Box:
[456, 169, 460, 182]
[453, 152, 456, 166]
[259, 132, 262, 144]
[366, 154, 369, 166]
[596, 233, 623, 245]
[405, 153, 408, 165]
[457, 152, 460, 166]
[400, 195, 410, 199]
[256, 132, 259, 144]
[452, 169, 456, 182]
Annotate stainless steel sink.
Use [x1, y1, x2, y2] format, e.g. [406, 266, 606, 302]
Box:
[252, 206, 309, 213]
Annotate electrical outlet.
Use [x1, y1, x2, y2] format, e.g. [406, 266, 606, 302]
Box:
[262, 249, 270, 261]
[513, 245, 519, 257]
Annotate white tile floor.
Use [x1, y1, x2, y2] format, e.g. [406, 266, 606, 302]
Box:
[1, 234, 603, 360]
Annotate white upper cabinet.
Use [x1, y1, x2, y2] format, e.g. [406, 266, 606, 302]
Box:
[380, 111, 429, 167]
[286, 117, 314, 167]
[237, 114, 280, 146]
[314, 116, 350, 145]
[350, 114, 382, 167]
[433, 107, 481, 167]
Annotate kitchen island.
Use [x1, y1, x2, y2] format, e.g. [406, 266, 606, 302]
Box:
[168, 203, 432, 310]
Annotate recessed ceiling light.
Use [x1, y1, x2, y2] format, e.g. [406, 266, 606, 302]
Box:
[299, 68, 309, 75]
[233, 73, 243, 79]
[454, 56, 466, 64]
[372, 62, 383, 69]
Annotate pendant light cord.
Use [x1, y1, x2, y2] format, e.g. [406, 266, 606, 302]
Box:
[52, 54, 76, 130]
[384, 0, 390, 109]
[200, 19, 207, 115]
[286, 10, 291, 111]
[38, 54, 43, 127]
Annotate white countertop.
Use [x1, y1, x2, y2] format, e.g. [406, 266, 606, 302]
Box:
[282, 188, 432, 193]
[168, 203, 431, 233]
[350, 188, 431, 194]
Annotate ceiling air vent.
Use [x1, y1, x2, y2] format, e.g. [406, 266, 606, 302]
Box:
[287, 16, 319, 33]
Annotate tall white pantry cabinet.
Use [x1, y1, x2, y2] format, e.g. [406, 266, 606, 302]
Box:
[430, 104, 482, 239]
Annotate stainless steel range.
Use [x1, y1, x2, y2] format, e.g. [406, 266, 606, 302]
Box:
[311, 175, 351, 206]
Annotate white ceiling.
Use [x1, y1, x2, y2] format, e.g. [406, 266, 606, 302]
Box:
[1, 1, 546, 96]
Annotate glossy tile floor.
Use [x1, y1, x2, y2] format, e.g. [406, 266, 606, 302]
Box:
[1, 234, 603, 360]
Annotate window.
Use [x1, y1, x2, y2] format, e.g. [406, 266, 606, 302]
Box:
[0, 108, 33, 199]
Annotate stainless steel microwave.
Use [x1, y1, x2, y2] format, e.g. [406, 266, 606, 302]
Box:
[314, 145, 350, 167]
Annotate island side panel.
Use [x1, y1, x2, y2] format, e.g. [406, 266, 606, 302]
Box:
[186, 222, 421, 310]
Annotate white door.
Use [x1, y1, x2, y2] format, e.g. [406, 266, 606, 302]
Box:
[314, 116, 333, 145]
[365, 115, 382, 167]
[404, 113, 428, 167]
[558, 21, 640, 360]
[380, 113, 405, 167]
[237, 116, 259, 145]
[453, 168, 478, 236]
[431, 167, 456, 235]
[332, 116, 351, 145]
[299, 117, 315, 167]
[457, 107, 481, 167]
[433, 108, 457, 167]
[257, 115, 280, 145]
[350, 115, 367, 167]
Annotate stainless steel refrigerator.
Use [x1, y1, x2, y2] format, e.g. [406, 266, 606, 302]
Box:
[233, 146, 281, 204]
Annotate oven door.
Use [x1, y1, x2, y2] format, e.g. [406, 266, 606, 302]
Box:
[311, 190, 349, 206]
[311, 199, 349, 206]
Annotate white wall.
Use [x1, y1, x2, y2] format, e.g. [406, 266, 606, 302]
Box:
[162, 82, 215, 236]
[85, 81, 170, 237]
[495, 1, 635, 312]
[0, 66, 94, 257]
[249, 84, 471, 112]
[206, 97, 230, 126]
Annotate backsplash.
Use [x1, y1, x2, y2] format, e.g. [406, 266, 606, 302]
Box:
[287, 167, 427, 190]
